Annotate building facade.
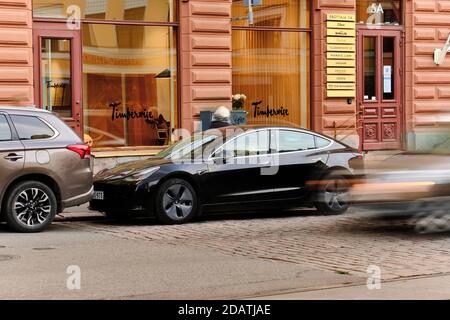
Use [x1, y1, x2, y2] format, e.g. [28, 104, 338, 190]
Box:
[0, 0, 449, 165]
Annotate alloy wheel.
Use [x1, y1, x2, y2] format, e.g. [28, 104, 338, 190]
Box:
[323, 179, 349, 211]
[13, 188, 52, 226]
[162, 184, 194, 220]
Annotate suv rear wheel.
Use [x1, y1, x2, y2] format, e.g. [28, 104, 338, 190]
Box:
[4, 181, 57, 233]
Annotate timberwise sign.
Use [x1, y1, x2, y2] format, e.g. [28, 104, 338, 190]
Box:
[326, 13, 356, 98]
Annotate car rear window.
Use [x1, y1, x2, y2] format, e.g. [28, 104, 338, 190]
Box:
[11, 115, 55, 140]
[0, 114, 12, 141]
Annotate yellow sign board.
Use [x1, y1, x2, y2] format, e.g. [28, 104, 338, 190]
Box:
[327, 29, 356, 37]
[327, 44, 356, 52]
[327, 83, 356, 90]
[327, 67, 356, 75]
[327, 14, 356, 22]
[327, 52, 355, 60]
[327, 21, 355, 29]
[327, 90, 356, 98]
[327, 37, 356, 44]
[327, 60, 355, 67]
[327, 75, 356, 82]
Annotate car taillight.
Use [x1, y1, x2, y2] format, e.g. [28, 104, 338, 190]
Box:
[67, 144, 91, 159]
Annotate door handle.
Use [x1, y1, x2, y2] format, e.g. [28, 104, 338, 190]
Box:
[4, 153, 23, 162]
[260, 161, 272, 167]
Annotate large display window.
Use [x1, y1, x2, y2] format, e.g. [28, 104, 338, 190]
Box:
[232, 0, 311, 129]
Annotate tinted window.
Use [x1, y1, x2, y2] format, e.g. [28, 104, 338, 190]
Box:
[221, 131, 270, 158]
[0, 115, 12, 141]
[315, 136, 331, 148]
[274, 130, 316, 153]
[11, 115, 55, 140]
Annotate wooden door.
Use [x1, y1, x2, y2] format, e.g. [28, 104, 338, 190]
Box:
[357, 28, 403, 150]
[33, 22, 83, 137]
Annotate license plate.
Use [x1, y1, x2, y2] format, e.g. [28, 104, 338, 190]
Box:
[93, 191, 104, 200]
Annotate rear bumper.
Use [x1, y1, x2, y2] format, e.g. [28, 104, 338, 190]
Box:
[61, 186, 94, 211]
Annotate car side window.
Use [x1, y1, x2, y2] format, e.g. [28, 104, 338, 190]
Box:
[0, 114, 12, 141]
[10, 115, 55, 140]
[220, 130, 270, 158]
[315, 136, 331, 148]
[273, 130, 316, 153]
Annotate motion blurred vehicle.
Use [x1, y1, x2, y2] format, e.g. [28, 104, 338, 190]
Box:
[351, 139, 450, 222]
[90, 126, 363, 224]
[0, 107, 93, 233]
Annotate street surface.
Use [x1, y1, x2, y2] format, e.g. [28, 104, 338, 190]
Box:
[0, 206, 449, 299]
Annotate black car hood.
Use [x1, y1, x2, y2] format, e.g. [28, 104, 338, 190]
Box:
[95, 157, 172, 180]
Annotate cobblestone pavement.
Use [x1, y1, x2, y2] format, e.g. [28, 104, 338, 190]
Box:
[59, 209, 450, 280]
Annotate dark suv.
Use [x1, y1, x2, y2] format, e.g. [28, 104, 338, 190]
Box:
[0, 107, 93, 232]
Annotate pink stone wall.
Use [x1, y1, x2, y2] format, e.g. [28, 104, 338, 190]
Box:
[0, 0, 33, 106]
[406, 0, 450, 133]
[180, 0, 232, 132]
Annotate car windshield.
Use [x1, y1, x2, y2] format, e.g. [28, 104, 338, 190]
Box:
[156, 134, 219, 160]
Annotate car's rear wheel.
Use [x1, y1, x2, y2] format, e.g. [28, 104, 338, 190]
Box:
[5, 181, 57, 233]
[155, 178, 198, 224]
[314, 174, 350, 215]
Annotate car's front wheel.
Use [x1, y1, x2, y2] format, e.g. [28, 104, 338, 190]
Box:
[314, 174, 350, 215]
[4, 181, 57, 233]
[155, 178, 198, 224]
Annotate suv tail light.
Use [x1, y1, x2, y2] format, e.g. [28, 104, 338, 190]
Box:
[67, 144, 91, 159]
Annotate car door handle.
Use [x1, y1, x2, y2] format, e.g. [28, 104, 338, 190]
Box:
[260, 161, 272, 167]
[4, 154, 23, 162]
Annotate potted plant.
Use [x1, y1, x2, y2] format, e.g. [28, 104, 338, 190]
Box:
[231, 94, 248, 125]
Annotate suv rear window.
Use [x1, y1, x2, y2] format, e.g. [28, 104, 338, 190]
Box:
[0, 114, 12, 141]
[11, 115, 55, 140]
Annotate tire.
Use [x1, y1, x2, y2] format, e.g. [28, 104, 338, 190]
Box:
[155, 178, 198, 224]
[4, 181, 57, 233]
[314, 174, 350, 215]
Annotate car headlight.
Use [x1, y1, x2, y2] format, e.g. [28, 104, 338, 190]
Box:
[124, 167, 160, 182]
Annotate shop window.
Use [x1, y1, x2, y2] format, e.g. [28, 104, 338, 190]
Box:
[232, 0, 310, 28]
[82, 24, 177, 148]
[232, 30, 310, 128]
[40, 38, 73, 118]
[33, 0, 176, 23]
[357, 0, 401, 25]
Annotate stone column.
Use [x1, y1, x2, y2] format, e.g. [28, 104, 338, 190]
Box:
[180, 0, 232, 133]
[0, 0, 33, 106]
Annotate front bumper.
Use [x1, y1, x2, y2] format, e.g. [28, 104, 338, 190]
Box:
[89, 181, 149, 213]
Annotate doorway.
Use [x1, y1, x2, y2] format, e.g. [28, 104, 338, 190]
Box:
[33, 22, 83, 137]
[357, 28, 403, 151]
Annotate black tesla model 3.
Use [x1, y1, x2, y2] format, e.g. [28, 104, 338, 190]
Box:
[90, 126, 363, 224]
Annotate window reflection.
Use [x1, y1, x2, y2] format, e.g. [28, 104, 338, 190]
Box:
[357, 0, 401, 25]
[232, 30, 310, 128]
[33, 0, 176, 23]
[232, 0, 310, 28]
[82, 24, 177, 148]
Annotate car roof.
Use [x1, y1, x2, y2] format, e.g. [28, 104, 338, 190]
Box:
[0, 106, 52, 114]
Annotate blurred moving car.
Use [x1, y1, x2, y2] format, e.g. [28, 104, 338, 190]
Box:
[351, 142, 450, 224]
[0, 107, 93, 232]
[90, 126, 363, 224]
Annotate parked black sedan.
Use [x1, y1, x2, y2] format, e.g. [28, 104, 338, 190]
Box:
[90, 126, 363, 224]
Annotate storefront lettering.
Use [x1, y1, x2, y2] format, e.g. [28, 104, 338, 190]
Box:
[109, 102, 155, 121]
[252, 101, 289, 118]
